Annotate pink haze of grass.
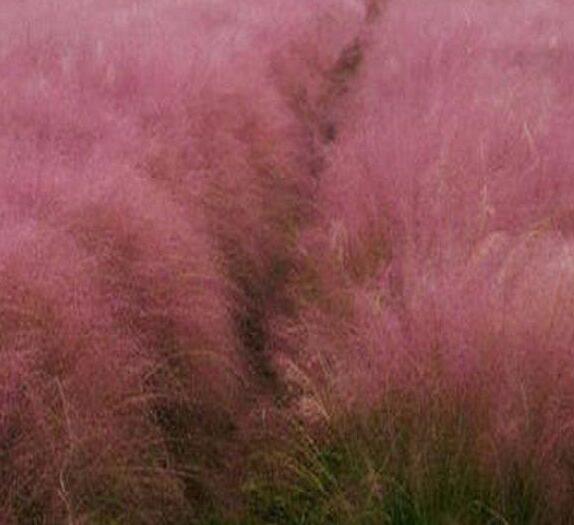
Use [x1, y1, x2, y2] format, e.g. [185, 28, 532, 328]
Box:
[1, 0, 574, 521]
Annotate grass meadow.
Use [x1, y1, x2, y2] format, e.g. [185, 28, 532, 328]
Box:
[1, 0, 574, 523]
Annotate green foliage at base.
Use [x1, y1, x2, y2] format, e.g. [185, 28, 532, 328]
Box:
[224, 394, 543, 525]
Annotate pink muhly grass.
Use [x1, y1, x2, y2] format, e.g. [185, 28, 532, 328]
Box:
[0, 1, 260, 520]
[266, 1, 574, 517]
[179, 0, 373, 393]
[0, 220, 174, 522]
[0, 0, 380, 520]
[3, 0, 574, 521]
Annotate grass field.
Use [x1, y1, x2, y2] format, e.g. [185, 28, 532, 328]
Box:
[1, 1, 574, 523]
